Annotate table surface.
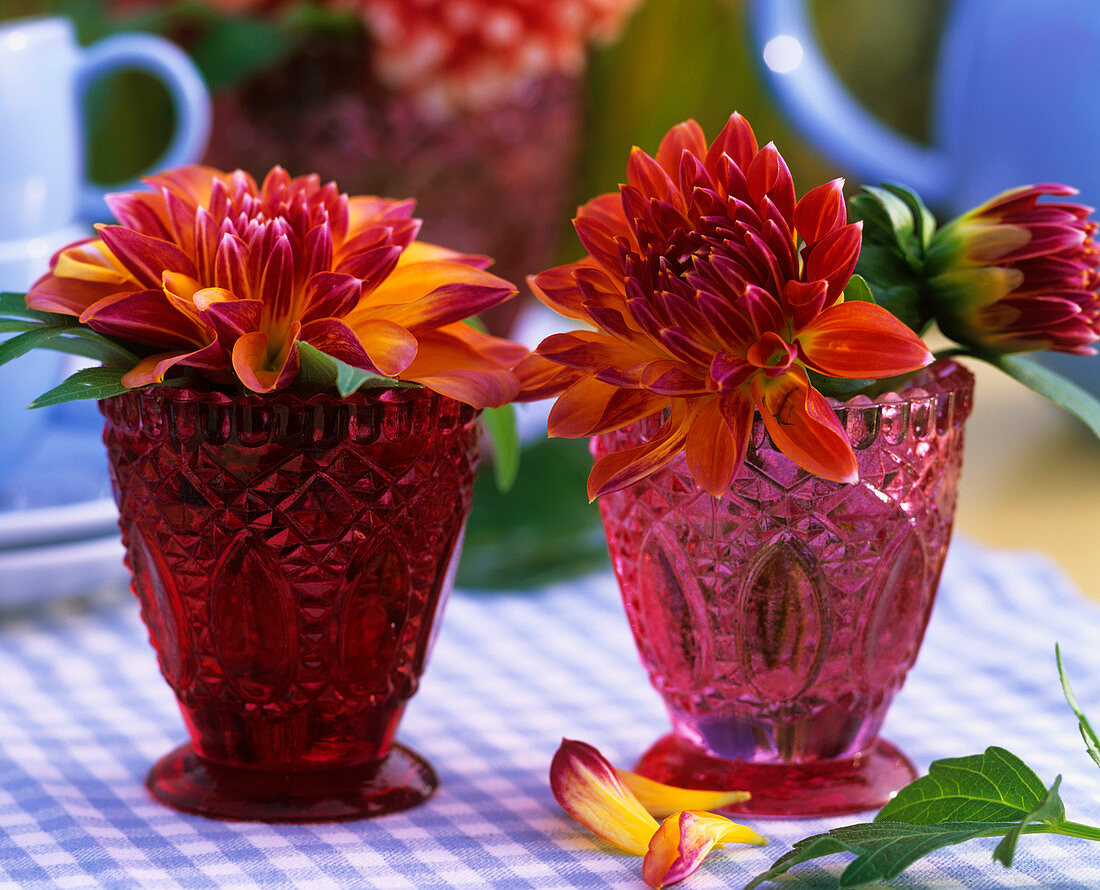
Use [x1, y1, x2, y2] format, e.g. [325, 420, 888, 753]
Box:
[2, 539, 1100, 889]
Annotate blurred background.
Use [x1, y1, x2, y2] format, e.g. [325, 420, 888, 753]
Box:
[2, 0, 1097, 599]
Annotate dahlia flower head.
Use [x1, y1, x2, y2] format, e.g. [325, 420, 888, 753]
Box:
[350, 0, 643, 115]
[925, 183, 1100, 356]
[27, 166, 526, 408]
[518, 113, 934, 499]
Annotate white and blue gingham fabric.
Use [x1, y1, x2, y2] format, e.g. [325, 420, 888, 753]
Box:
[2, 538, 1100, 889]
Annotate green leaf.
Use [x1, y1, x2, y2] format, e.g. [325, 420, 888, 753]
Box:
[0, 327, 73, 367]
[744, 821, 1016, 889]
[33, 331, 140, 367]
[296, 341, 407, 396]
[993, 776, 1064, 867]
[877, 746, 1055, 824]
[883, 182, 938, 249]
[480, 404, 519, 492]
[30, 366, 132, 407]
[186, 12, 301, 90]
[1057, 644, 1100, 771]
[457, 438, 608, 590]
[860, 185, 916, 247]
[983, 352, 1100, 438]
[843, 273, 876, 304]
[869, 283, 928, 334]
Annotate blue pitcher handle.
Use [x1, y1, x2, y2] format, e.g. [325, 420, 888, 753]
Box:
[748, 0, 949, 203]
[76, 32, 211, 222]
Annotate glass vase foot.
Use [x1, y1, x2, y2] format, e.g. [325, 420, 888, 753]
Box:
[634, 733, 917, 817]
[146, 743, 439, 822]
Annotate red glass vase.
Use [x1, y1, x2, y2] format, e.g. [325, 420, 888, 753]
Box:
[101, 385, 480, 822]
[592, 360, 975, 816]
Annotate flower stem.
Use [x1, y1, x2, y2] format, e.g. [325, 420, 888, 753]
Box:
[1047, 820, 1100, 843]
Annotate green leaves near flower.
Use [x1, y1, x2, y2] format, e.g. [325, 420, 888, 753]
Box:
[0, 292, 139, 371]
[747, 648, 1100, 888]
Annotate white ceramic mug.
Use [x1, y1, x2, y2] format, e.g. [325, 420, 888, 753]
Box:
[0, 16, 211, 238]
[0, 16, 210, 483]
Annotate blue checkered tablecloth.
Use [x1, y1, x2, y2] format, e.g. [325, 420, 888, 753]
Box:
[2, 539, 1100, 889]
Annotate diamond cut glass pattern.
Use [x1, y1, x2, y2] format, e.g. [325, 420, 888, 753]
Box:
[593, 360, 975, 816]
[101, 386, 479, 821]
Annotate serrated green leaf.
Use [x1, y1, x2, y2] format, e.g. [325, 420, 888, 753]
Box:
[843, 273, 876, 304]
[1057, 644, 1100, 770]
[983, 353, 1100, 438]
[877, 746, 1050, 824]
[30, 366, 132, 407]
[993, 776, 1064, 867]
[883, 182, 938, 249]
[744, 821, 1015, 889]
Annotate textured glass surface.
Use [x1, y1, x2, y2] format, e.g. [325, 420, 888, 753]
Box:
[594, 360, 974, 814]
[102, 386, 479, 820]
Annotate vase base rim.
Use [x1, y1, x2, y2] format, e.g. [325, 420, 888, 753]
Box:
[634, 733, 917, 818]
[146, 742, 438, 822]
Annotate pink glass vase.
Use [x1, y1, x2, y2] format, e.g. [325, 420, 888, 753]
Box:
[101, 385, 480, 822]
[592, 360, 975, 816]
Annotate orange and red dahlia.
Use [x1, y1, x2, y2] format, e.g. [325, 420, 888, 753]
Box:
[349, 0, 642, 114]
[28, 166, 525, 408]
[926, 184, 1100, 356]
[518, 114, 933, 499]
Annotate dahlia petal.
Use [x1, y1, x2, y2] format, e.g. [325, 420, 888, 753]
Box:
[550, 740, 659, 857]
[575, 215, 627, 278]
[231, 329, 300, 393]
[529, 263, 593, 321]
[97, 224, 197, 288]
[198, 295, 264, 342]
[51, 239, 132, 286]
[642, 360, 709, 395]
[301, 272, 362, 322]
[705, 112, 758, 180]
[782, 279, 829, 330]
[996, 223, 1088, 263]
[548, 375, 666, 438]
[303, 223, 335, 281]
[336, 244, 403, 291]
[655, 119, 707, 179]
[80, 289, 206, 348]
[588, 404, 692, 499]
[615, 770, 750, 819]
[627, 147, 678, 206]
[337, 318, 416, 376]
[514, 353, 582, 402]
[685, 397, 743, 496]
[643, 811, 768, 889]
[396, 240, 490, 270]
[793, 178, 847, 245]
[537, 331, 654, 372]
[121, 340, 227, 387]
[803, 221, 863, 302]
[26, 272, 121, 317]
[259, 233, 295, 323]
[376, 278, 516, 331]
[213, 233, 251, 298]
[400, 328, 522, 408]
[576, 192, 634, 242]
[752, 368, 857, 484]
[798, 302, 933, 378]
[104, 192, 171, 240]
[677, 152, 716, 203]
[746, 143, 796, 223]
[708, 351, 755, 392]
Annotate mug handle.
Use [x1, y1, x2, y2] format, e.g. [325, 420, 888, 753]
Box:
[76, 32, 211, 221]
